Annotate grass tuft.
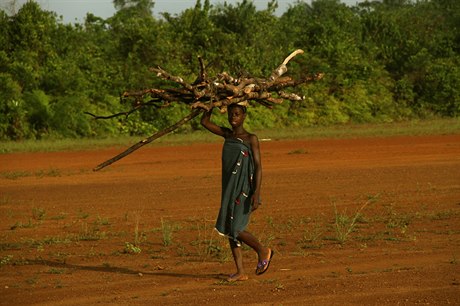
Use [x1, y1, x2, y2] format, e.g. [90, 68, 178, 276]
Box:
[333, 194, 379, 244]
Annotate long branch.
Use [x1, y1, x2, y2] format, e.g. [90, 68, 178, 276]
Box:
[93, 108, 203, 171]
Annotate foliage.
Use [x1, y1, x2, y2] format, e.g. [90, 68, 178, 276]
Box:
[0, 0, 458, 140]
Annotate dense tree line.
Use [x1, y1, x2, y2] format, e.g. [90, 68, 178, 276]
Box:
[0, 0, 458, 140]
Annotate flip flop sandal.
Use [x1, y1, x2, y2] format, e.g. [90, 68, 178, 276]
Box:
[256, 249, 274, 275]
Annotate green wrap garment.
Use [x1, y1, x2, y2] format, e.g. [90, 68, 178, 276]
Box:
[215, 138, 255, 245]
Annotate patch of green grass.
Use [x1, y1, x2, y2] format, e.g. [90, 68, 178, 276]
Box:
[132, 211, 146, 246]
[123, 242, 141, 254]
[288, 148, 308, 155]
[1, 118, 458, 154]
[332, 194, 379, 244]
[10, 208, 48, 229]
[0, 255, 14, 266]
[273, 281, 285, 291]
[94, 215, 110, 226]
[50, 213, 67, 220]
[41, 236, 72, 245]
[32, 207, 46, 221]
[78, 210, 90, 219]
[256, 118, 460, 141]
[35, 168, 61, 178]
[26, 276, 40, 286]
[213, 280, 238, 286]
[0, 136, 141, 154]
[385, 214, 412, 234]
[175, 242, 188, 257]
[258, 278, 277, 284]
[54, 280, 65, 289]
[450, 254, 457, 265]
[382, 205, 415, 236]
[47, 268, 68, 274]
[189, 217, 232, 262]
[206, 239, 232, 263]
[265, 216, 275, 229]
[22, 236, 73, 251]
[298, 222, 324, 250]
[260, 231, 276, 249]
[160, 288, 182, 296]
[0, 243, 22, 251]
[429, 209, 457, 221]
[160, 218, 181, 247]
[10, 219, 35, 230]
[0, 170, 30, 180]
[0, 168, 62, 179]
[78, 222, 107, 241]
[264, 215, 303, 233]
[102, 262, 112, 268]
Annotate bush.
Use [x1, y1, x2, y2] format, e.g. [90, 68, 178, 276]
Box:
[49, 95, 93, 138]
[23, 90, 52, 138]
[0, 73, 30, 140]
[417, 58, 460, 116]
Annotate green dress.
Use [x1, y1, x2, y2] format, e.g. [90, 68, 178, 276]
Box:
[215, 138, 255, 246]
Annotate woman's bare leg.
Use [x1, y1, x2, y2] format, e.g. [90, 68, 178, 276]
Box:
[237, 231, 270, 262]
[228, 239, 248, 281]
[227, 231, 272, 280]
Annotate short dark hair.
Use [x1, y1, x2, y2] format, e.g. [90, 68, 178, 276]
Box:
[228, 103, 247, 113]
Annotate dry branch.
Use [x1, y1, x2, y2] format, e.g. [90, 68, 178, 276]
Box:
[90, 49, 323, 171]
[93, 109, 202, 171]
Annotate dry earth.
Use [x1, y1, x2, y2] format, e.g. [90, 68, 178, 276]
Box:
[1, 134, 459, 305]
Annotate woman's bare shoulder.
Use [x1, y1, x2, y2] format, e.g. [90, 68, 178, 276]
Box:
[249, 133, 259, 142]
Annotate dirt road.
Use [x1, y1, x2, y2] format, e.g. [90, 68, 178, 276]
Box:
[1, 134, 459, 305]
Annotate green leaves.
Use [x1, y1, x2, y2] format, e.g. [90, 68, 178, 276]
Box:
[0, 0, 458, 140]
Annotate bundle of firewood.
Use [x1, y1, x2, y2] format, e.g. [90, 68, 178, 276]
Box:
[90, 49, 323, 171]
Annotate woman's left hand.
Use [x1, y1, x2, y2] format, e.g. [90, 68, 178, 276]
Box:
[251, 195, 261, 211]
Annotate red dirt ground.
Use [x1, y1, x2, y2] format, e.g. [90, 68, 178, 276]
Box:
[1, 134, 459, 305]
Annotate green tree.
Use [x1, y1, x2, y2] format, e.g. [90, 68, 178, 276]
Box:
[211, 0, 282, 75]
[161, 0, 218, 74]
[0, 73, 27, 139]
[108, 0, 163, 89]
[113, 0, 154, 18]
[9, 1, 58, 68]
[0, 10, 11, 53]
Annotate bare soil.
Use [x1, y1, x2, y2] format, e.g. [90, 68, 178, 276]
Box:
[1, 134, 459, 305]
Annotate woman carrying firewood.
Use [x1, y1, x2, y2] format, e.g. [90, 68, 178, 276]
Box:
[201, 103, 274, 282]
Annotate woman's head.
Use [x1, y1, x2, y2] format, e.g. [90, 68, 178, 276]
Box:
[227, 103, 247, 114]
[227, 104, 247, 128]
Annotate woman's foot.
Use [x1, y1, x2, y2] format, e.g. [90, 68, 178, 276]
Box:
[227, 273, 249, 282]
[256, 248, 274, 275]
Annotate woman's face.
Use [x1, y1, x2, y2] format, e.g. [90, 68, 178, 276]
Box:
[227, 106, 246, 128]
